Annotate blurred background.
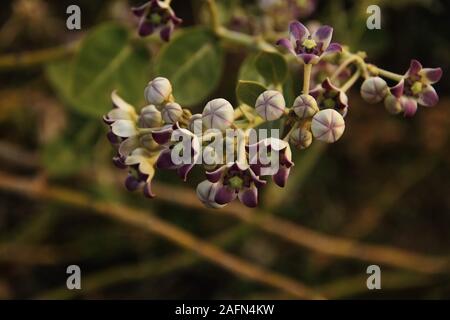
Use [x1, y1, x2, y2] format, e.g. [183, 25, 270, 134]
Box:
[0, 0, 449, 299]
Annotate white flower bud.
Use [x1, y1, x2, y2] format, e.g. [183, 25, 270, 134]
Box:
[293, 94, 319, 118]
[138, 105, 162, 128]
[144, 77, 172, 105]
[196, 180, 225, 209]
[188, 113, 203, 134]
[290, 127, 312, 149]
[202, 98, 234, 130]
[384, 95, 402, 115]
[161, 102, 183, 123]
[311, 109, 345, 143]
[255, 90, 286, 121]
[360, 77, 388, 104]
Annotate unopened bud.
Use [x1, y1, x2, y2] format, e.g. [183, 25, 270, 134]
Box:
[311, 109, 345, 143]
[144, 77, 172, 105]
[255, 90, 286, 121]
[202, 98, 234, 130]
[188, 113, 203, 134]
[196, 180, 225, 209]
[138, 105, 162, 128]
[161, 102, 183, 123]
[293, 94, 319, 118]
[290, 127, 313, 149]
[360, 77, 388, 104]
[384, 95, 402, 115]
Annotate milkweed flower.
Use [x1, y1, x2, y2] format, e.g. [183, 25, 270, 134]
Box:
[276, 21, 342, 64]
[205, 162, 266, 208]
[384, 59, 442, 117]
[247, 138, 294, 188]
[132, 0, 182, 41]
[152, 123, 200, 181]
[310, 78, 349, 117]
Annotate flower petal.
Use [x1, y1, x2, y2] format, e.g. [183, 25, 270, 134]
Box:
[160, 24, 174, 42]
[112, 155, 127, 169]
[156, 148, 177, 170]
[111, 91, 137, 113]
[131, 3, 149, 17]
[138, 19, 154, 37]
[406, 59, 422, 77]
[177, 163, 195, 181]
[273, 167, 291, 187]
[152, 126, 173, 145]
[206, 165, 226, 183]
[143, 181, 156, 198]
[215, 185, 237, 205]
[238, 186, 258, 208]
[322, 42, 342, 55]
[417, 85, 439, 107]
[400, 97, 418, 117]
[276, 38, 296, 55]
[298, 53, 320, 64]
[390, 80, 404, 98]
[111, 120, 138, 138]
[289, 21, 309, 42]
[312, 25, 333, 50]
[119, 136, 140, 158]
[420, 68, 442, 84]
[125, 175, 141, 191]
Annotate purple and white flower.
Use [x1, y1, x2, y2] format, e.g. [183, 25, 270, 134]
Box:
[247, 138, 294, 188]
[205, 162, 266, 208]
[385, 59, 442, 117]
[132, 0, 182, 41]
[276, 21, 342, 64]
[310, 78, 349, 117]
[151, 123, 200, 181]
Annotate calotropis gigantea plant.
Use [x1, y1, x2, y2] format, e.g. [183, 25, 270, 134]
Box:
[105, 1, 443, 208]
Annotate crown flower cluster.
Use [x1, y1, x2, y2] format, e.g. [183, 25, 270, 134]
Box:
[105, 17, 443, 209]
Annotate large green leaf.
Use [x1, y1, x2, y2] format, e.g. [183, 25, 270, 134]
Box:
[238, 54, 266, 84]
[155, 27, 224, 106]
[236, 80, 267, 107]
[255, 51, 288, 85]
[46, 23, 150, 117]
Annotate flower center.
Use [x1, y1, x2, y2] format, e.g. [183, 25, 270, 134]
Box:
[150, 13, 162, 25]
[302, 39, 317, 50]
[411, 81, 423, 95]
[323, 98, 336, 109]
[228, 176, 244, 189]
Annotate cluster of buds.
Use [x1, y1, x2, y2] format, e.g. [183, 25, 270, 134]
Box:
[104, 76, 191, 198]
[104, 20, 443, 209]
[132, 0, 182, 41]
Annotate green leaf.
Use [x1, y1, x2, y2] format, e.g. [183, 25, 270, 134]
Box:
[42, 120, 101, 178]
[155, 27, 224, 106]
[46, 23, 150, 117]
[238, 54, 266, 84]
[236, 80, 267, 107]
[255, 51, 288, 85]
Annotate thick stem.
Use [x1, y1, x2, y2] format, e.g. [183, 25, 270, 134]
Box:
[368, 64, 404, 82]
[0, 41, 79, 70]
[205, 0, 221, 33]
[303, 64, 312, 94]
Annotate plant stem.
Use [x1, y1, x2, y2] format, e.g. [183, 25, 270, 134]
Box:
[217, 27, 275, 52]
[205, 0, 221, 33]
[368, 64, 404, 82]
[303, 64, 312, 94]
[283, 122, 299, 141]
[340, 70, 361, 92]
[0, 41, 79, 70]
[0, 171, 323, 300]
